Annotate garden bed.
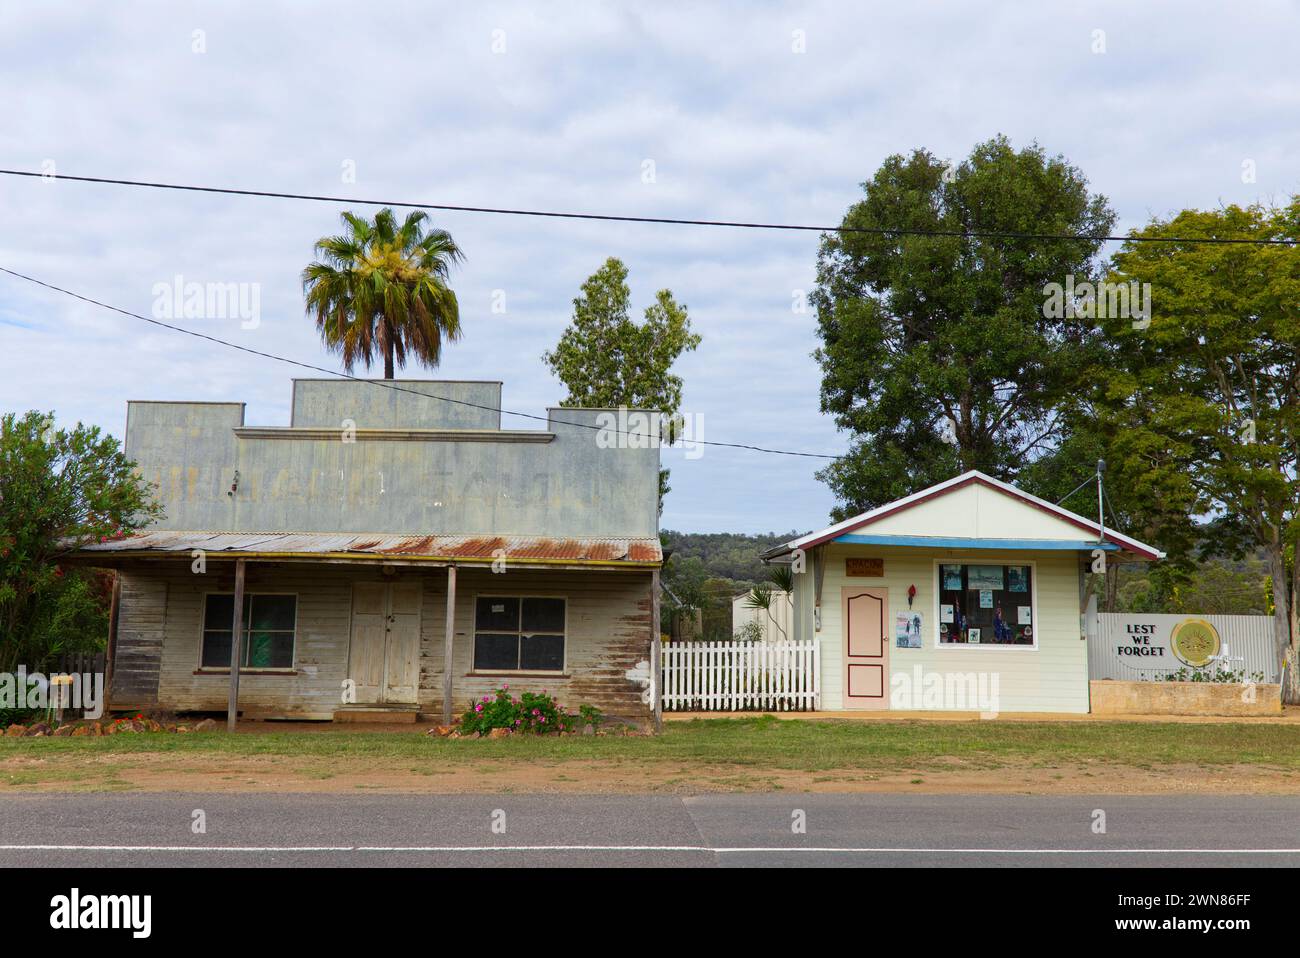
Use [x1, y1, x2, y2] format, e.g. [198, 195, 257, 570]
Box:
[2, 715, 220, 737]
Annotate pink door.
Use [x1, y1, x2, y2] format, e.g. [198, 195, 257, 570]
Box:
[843, 587, 888, 709]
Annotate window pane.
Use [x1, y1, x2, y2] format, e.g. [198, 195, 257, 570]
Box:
[475, 597, 519, 631]
[244, 630, 294, 669]
[1008, 567, 1033, 644]
[203, 595, 296, 667]
[202, 630, 232, 668]
[204, 594, 234, 631]
[520, 633, 564, 671]
[522, 598, 565, 633]
[474, 633, 519, 670]
[249, 595, 295, 631]
[938, 564, 1033, 645]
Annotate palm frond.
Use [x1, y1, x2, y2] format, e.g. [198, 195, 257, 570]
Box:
[303, 207, 466, 377]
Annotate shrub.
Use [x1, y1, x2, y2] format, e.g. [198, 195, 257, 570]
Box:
[460, 686, 592, 736]
[1153, 666, 1267, 684]
[0, 411, 161, 674]
[0, 707, 38, 729]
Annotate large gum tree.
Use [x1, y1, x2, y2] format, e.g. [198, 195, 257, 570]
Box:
[812, 135, 1115, 518]
[1095, 202, 1300, 694]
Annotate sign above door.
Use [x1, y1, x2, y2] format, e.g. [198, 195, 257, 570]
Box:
[846, 557, 884, 577]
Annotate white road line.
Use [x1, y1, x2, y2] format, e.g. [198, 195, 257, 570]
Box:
[1, 844, 1299, 854]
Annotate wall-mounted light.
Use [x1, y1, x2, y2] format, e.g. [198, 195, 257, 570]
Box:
[228, 470, 240, 498]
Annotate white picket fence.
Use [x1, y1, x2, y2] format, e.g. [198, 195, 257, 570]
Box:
[660, 640, 821, 712]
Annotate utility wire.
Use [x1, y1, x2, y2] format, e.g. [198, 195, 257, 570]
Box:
[3, 169, 1297, 246]
[0, 265, 840, 460]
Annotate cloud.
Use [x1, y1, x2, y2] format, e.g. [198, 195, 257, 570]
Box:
[0, 1, 1297, 533]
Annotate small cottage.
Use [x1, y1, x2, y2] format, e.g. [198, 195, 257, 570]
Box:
[760, 471, 1163, 713]
[72, 379, 662, 723]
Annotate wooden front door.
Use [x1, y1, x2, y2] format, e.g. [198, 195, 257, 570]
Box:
[842, 587, 888, 710]
[349, 582, 422, 705]
[383, 582, 421, 704]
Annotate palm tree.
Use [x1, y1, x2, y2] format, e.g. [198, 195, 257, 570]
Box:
[744, 565, 795, 641]
[303, 208, 464, 378]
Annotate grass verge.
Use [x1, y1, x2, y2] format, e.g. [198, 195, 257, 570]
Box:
[2, 716, 1299, 770]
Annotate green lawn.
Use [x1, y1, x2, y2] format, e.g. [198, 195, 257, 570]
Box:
[3, 717, 1299, 773]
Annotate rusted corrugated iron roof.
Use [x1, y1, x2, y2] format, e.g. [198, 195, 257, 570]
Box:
[72, 530, 662, 565]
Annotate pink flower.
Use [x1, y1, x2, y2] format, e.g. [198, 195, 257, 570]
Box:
[475, 703, 483, 712]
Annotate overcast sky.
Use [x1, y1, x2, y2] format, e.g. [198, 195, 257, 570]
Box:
[2, 2, 1297, 534]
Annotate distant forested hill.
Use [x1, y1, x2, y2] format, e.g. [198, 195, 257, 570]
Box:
[660, 530, 806, 586]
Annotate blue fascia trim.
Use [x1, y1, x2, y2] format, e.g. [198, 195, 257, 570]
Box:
[832, 534, 1121, 551]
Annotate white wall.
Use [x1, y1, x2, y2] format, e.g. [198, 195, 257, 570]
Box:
[731, 590, 793, 642]
[863, 481, 1093, 540]
[810, 544, 1089, 713]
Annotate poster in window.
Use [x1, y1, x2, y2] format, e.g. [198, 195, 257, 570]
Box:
[940, 604, 954, 624]
[1007, 566, 1030, 592]
[1018, 605, 1032, 625]
[979, 589, 993, 609]
[941, 565, 963, 591]
[967, 627, 981, 644]
[993, 606, 1014, 642]
[967, 565, 1004, 590]
[896, 612, 923, 648]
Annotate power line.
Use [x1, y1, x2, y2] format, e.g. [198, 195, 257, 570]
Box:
[3, 169, 1297, 246]
[0, 265, 839, 460]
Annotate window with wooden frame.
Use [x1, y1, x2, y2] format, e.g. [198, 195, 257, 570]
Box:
[473, 596, 566, 672]
[201, 593, 297, 669]
[936, 563, 1034, 646]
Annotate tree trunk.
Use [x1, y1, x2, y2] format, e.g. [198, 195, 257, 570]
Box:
[383, 340, 395, 379]
[1288, 541, 1300, 703]
[1265, 543, 1293, 698]
[1103, 561, 1120, 613]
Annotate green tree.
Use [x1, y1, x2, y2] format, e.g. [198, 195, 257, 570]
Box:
[303, 208, 464, 379]
[661, 554, 712, 640]
[812, 136, 1115, 518]
[1094, 201, 1300, 690]
[659, 529, 802, 583]
[1116, 555, 1270, 616]
[0, 412, 162, 672]
[1018, 406, 1200, 612]
[543, 257, 700, 505]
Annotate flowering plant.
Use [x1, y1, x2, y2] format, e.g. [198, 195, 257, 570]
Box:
[459, 686, 585, 736]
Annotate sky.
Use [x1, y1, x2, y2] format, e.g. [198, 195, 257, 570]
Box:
[1, 1, 1298, 534]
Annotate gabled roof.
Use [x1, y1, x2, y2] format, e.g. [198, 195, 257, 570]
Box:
[764, 470, 1163, 561]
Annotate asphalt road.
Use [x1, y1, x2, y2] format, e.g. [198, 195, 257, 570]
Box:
[2, 793, 1299, 867]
